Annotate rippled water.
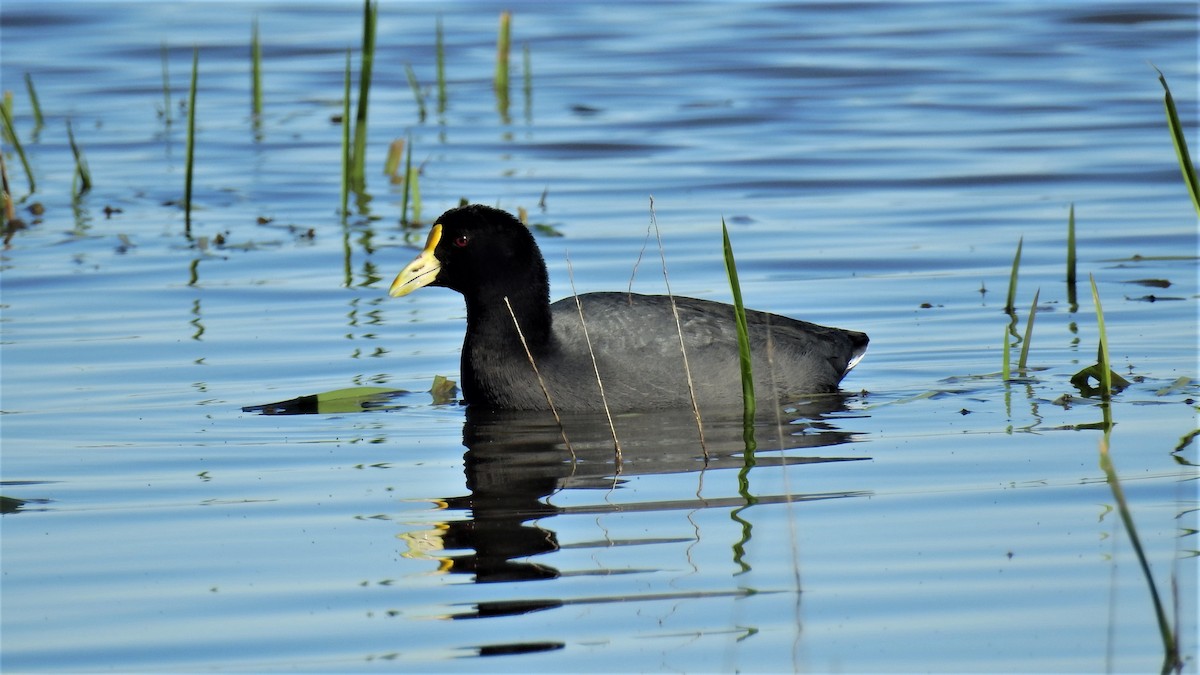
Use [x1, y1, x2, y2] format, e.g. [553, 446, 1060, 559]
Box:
[2, 2, 1197, 672]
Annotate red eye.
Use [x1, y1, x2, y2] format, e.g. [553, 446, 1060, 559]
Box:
[453, 234, 469, 248]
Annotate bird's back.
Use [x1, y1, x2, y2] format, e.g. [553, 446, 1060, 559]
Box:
[537, 292, 866, 412]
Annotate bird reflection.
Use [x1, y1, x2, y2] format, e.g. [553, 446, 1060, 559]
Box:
[408, 396, 869, 611]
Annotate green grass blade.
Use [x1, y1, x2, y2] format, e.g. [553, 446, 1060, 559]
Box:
[340, 49, 351, 219]
[1089, 274, 1112, 399]
[23, 73, 43, 129]
[384, 138, 403, 181]
[404, 64, 426, 123]
[1155, 67, 1200, 217]
[160, 41, 172, 124]
[399, 135, 413, 225]
[435, 16, 447, 115]
[65, 119, 91, 197]
[185, 47, 198, 233]
[1017, 288, 1039, 371]
[1001, 320, 1010, 380]
[0, 103, 35, 193]
[494, 11, 511, 117]
[350, 0, 378, 192]
[1005, 236, 1022, 314]
[721, 219, 756, 423]
[408, 163, 421, 224]
[1, 91, 12, 144]
[251, 17, 263, 120]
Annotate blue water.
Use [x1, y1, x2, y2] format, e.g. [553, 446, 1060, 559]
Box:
[2, 1, 1197, 672]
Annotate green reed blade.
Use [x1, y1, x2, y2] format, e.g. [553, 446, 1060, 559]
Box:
[65, 119, 91, 197]
[1155, 67, 1200, 217]
[185, 47, 198, 232]
[383, 138, 403, 181]
[350, 0, 378, 192]
[494, 11, 511, 115]
[1001, 320, 1010, 380]
[23, 74, 43, 129]
[408, 163, 421, 224]
[721, 219, 756, 423]
[160, 41, 172, 124]
[1017, 288, 1038, 371]
[404, 64, 426, 123]
[340, 49, 351, 219]
[1, 91, 12, 145]
[0, 103, 35, 193]
[251, 18, 263, 119]
[435, 16, 447, 114]
[1089, 274, 1112, 399]
[399, 135, 413, 225]
[1005, 236, 1022, 314]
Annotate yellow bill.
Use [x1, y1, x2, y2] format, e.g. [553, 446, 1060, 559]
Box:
[389, 224, 443, 297]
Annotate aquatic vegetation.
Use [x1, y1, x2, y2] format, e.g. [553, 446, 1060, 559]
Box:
[398, 135, 415, 225]
[1016, 288, 1038, 372]
[184, 47, 198, 233]
[251, 18, 263, 121]
[404, 63, 426, 123]
[494, 11, 511, 116]
[349, 0, 378, 194]
[1066, 204, 1077, 309]
[721, 219, 756, 423]
[1004, 235, 1022, 315]
[340, 49, 351, 219]
[435, 17, 447, 114]
[1155, 67, 1199, 216]
[65, 120, 91, 197]
[0, 101, 34, 193]
[23, 73, 43, 130]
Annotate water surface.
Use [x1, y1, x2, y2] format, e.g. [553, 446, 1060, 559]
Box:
[2, 2, 1197, 672]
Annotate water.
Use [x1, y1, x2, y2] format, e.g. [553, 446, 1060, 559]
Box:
[2, 1, 1197, 672]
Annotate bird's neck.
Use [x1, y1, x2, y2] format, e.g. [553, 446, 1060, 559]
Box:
[464, 286, 553, 351]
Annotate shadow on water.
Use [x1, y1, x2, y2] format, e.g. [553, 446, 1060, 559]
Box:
[372, 398, 868, 654]
[246, 392, 870, 618]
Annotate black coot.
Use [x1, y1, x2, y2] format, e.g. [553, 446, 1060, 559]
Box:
[390, 204, 867, 412]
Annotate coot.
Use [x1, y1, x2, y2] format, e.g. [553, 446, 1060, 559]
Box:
[390, 204, 867, 412]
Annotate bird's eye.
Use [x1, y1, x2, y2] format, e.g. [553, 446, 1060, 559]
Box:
[453, 234, 469, 248]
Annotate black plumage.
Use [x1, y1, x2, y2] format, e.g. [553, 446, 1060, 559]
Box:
[390, 204, 867, 412]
